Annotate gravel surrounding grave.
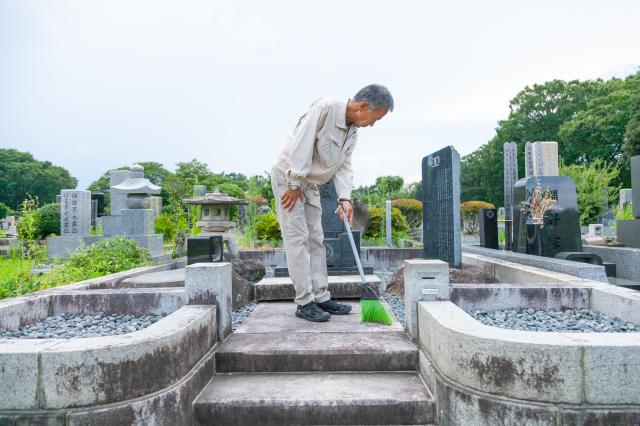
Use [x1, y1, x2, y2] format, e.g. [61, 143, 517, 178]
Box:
[0, 313, 164, 339]
[232, 301, 257, 331]
[470, 308, 639, 333]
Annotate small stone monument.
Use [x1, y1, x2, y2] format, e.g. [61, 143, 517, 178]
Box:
[149, 196, 163, 218]
[525, 141, 559, 177]
[46, 190, 92, 258]
[478, 208, 499, 249]
[503, 141, 518, 250]
[619, 188, 632, 211]
[525, 142, 534, 178]
[617, 155, 640, 248]
[422, 146, 461, 267]
[182, 192, 248, 258]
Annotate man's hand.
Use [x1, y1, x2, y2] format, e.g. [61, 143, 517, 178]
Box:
[281, 187, 303, 211]
[337, 200, 353, 225]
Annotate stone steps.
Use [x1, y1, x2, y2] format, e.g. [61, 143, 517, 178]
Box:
[193, 372, 434, 425]
[216, 331, 418, 372]
[254, 275, 381, 301]
[194, 300, 433, 425]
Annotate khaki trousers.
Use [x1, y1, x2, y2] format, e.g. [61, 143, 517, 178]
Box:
[271, 167, 330, 306]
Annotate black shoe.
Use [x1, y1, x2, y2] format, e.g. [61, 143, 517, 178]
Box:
[295, 302, 331, 322]
[317, 299, 352, 315]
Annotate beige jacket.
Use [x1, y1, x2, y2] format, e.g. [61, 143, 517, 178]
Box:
[274, 98, 357, 200]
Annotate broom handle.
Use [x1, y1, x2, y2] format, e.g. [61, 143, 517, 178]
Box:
[337, 206, 367, 284]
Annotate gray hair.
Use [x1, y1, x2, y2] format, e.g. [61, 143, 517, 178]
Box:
[353, 84, 394, 112]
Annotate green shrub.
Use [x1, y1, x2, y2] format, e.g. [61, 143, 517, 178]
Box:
[0, 202, 10, 219]
[155, 214, 177, 242]
[36, 203, 60, 237]
[254, 212, 281, 241]
[616, 203, 634, 221]
[1, 237, 151, 300]
[391, 199, 422, 230]
[365, 206, 409, 239]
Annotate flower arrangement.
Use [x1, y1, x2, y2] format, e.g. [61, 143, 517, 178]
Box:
[520, 182, 557, 228]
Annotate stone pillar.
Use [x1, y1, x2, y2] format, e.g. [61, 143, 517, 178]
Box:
[109, 169, 132, 216]
[404, 259, 449, 340]
[503, 141, 518, 250]
[385, 199, 392, 247]
[185, 262, 232, 342]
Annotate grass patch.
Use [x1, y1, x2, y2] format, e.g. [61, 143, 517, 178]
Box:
[0, 237, 152, 301]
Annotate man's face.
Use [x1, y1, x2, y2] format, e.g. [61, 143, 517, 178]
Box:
[352, 102, 388, 128]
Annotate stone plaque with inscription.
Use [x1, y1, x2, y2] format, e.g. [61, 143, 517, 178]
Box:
[422, 146, 461, 267]
[60, 189, 91, 236]
[503, 141, 518, 250]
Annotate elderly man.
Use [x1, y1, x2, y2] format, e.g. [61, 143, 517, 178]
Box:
[271, 84, 394, 322]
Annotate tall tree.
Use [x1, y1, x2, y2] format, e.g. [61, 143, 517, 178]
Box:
[0, 148, 77, 210]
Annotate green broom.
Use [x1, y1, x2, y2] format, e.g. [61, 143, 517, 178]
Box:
[339, 208, 393, 325]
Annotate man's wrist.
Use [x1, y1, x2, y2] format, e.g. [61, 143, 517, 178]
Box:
[287, 183, 300, 191]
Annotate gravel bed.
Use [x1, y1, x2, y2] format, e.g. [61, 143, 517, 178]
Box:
[232, 302, 257, 331]
[0, 313, 164, 339]
[471, 308, 639, 333]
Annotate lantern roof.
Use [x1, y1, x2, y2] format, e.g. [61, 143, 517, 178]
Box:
[182, 191, 248, 206]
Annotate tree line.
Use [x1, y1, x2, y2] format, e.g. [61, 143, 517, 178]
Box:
[461, 71, 640, 207]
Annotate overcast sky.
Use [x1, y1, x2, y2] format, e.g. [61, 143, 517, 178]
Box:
[1, 1, 639, 190]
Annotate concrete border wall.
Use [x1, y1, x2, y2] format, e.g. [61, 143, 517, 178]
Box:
[463, 245, 608, 282]
[418, 301, 640, 407]
[584, 245, 640, 281]
[0, 305, 215, 410]
[240, 247, 423, 269]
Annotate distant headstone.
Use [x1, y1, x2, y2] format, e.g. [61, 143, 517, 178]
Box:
[91, 193, 105, 217]
[478, 208, 499, 249]
[632, 155, 640, 218]
[512, 176, 582, 257]
[187, 236, 224, 265]
[524, 142, 534, 178]
[532, 141, 559, 176]
[503, 141, 518, 250]
[193, 185, 207, 197]
[55, 195, 61, 204]
[91, 200, 98, 228]
[385, 200, 392, 247]
[617, 155, 640, 248]
[498, 207, 506, 217]
[60, 190, 91, 236]
[149, 196, 163, 217]
[619, 189, 633, 212]
[422, 146, 461, 267]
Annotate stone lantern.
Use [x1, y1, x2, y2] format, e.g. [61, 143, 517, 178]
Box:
[182, 191, 248, 258]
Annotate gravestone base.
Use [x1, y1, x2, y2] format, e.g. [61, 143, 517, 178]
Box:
[617, 220, 640, 248]
[274, 266, 374, 278]
[101, 216, 123, 236]
[121, 209, 154, 235]
[46, 236, 86, 259]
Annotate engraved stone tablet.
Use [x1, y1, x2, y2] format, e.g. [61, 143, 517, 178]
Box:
[60, 190, 91, 236]
[422, 146, 461, 267]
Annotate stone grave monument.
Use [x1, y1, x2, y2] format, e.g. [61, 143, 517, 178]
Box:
[182, 191, 247, 259]
[149, 196, 163, 218]
[503, 141, 518, 250]
[525, 141, 559, 177]
[617, 155, 640, 248]
[422, 146, 461, 267]
[46, 190, 92, 258]
[619, 188, 632, 211]
[274, 179, 372, 277]
[478, 208, 498, 249]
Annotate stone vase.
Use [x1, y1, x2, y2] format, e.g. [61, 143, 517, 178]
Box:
[525, 222, 544, 256]
[125, 194, 150, 209]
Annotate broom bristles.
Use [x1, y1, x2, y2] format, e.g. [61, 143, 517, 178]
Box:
[360, 299, 393, 325]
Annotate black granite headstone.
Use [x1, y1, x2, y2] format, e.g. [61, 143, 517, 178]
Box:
[91, 193, 105, 217]
[512, 176, 582, 258]
[478, 208, 499, 249]
[274, 179, 372, 277]
[187, 236, 224, 265]
[422, 146, 461, 267]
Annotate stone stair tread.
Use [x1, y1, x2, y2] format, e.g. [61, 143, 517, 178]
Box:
[234, 301, 403, 334]
[193, 372, 434, 425]
[216, 331, 418, 372]
[255, 275, 381, 301]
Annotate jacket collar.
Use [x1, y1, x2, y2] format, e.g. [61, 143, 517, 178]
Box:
[336, 99, 349, 130]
